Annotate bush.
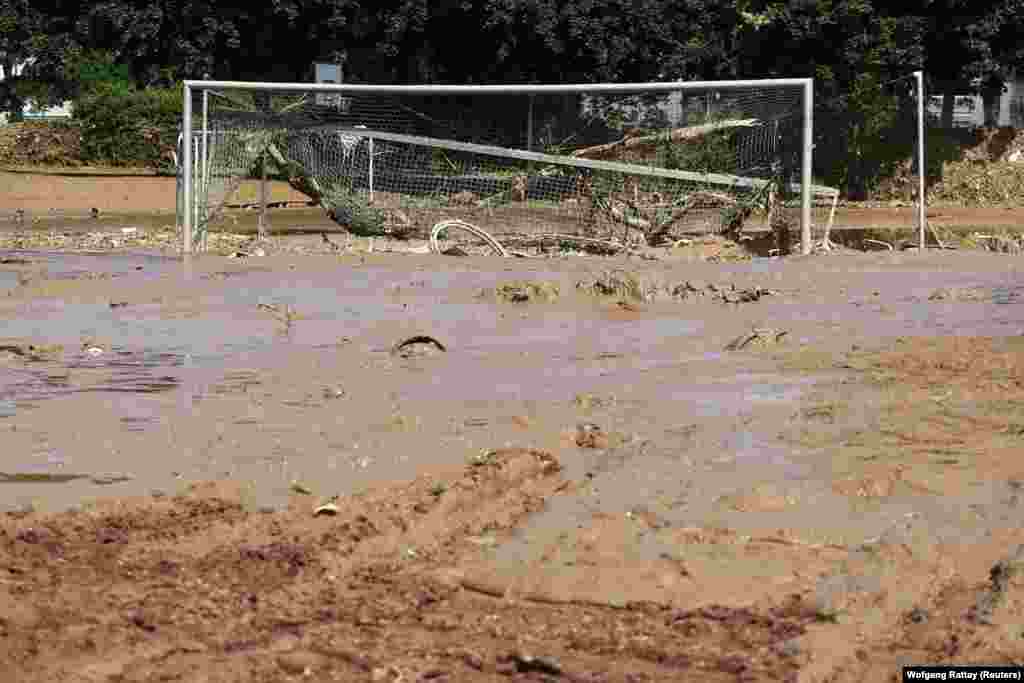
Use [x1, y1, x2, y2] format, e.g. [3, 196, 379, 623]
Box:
[73, 81, 182, 173]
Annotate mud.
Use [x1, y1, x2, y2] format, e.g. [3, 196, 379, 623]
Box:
[2, 232, 1024, 681]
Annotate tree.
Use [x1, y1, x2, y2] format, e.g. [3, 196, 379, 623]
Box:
[0, 0, 51, 120]
[730, 0, 927, 197]
[920, 0, 1024, 127]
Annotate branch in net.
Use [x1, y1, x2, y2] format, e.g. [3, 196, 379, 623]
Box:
[264, 143, 325, 205]
[572, 119, 761, 161]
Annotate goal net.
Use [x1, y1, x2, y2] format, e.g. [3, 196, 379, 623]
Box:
[179, 80, 838, 254]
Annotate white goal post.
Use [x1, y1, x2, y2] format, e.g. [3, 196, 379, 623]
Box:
[181, 78, 830, 255]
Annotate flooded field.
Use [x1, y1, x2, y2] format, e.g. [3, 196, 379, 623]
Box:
[2, 237, 1024, 682]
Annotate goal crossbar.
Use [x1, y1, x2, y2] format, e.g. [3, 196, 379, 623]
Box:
[185, 79, 814, 95]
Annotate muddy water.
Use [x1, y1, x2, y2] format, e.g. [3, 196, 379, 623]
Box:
[0, 248, 1022, 522]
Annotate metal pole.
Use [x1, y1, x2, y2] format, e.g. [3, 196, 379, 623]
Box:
[182, 82, 193, 254]
[368, 137, 374, 202]
[194, 137, 201, 239]
[801, 78, 813, 255]
[186, 77, 820, 95]
[201, 76, 209, 252]
[915, 70, 926, 250]
[259, 153, 268, 240]
[527, 94, 535, 151]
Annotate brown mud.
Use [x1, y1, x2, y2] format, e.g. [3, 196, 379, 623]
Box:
[2, 217, 1024, 681]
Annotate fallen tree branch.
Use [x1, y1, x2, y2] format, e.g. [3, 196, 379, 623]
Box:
[265, 143, 325, 205]
[497, 232, 628, 255]
[572, 119, 760, 160]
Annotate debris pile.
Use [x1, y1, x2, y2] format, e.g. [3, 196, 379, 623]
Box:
[671, 280, 777, 304]
[0, 121, 84, 167]
[493, 280, 561, 304]
[725, 328, 790, 351]
[575, 269, 652, 302]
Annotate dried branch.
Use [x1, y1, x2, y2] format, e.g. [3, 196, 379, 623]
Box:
[571, 119, 761, 160]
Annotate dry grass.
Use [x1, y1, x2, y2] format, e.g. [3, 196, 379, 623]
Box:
[930, 160, 1024, 206]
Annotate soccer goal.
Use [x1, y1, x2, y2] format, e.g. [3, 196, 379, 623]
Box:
[179, 78, 839, 255]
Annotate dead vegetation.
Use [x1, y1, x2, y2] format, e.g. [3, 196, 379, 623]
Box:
[0, 121, 84, 168]
[930, 160, 1024, 206]
[575, 268, 651, 301]
[492, 280, 561, 304]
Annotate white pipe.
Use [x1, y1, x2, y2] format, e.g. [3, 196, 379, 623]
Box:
[182, 82, 192, 254]
[185, 78, 817, 95]
[527, 94, 534, 151]
[368, 137, 374, 202]
[201, 88, 209, 253]
[193, 136, 200, 240]
[915, 70, 926, 250]
[801, 79, 814, 255]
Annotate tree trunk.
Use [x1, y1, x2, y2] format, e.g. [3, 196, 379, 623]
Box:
[846, 124, 867, 201]
[941, 87, 955, 129]
[0, 59, 25, 123]
[982, 89, 1000, 127]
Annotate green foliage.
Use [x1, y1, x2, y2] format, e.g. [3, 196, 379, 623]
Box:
[67, 50, 134, 97]
[814, 73, 918, 199]
[72, 80, 181, 171]
[322, 180, 388, 237]
[658, 128, 738, 175]
[8, 0, 1024, 197]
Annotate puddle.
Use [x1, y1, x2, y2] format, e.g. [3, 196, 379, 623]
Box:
[0, 471, 135, 485]
[2, 260, 712, 412]
[761, 296, 1024, 341]
[0, 347, 183, 420]
[2, 251, 1022, 511]
[0, 269, 21, 293]
[1, 249, 179, 280]
[665, 374, 819, 418]
[726, 431, 812, 479]
[0, 472, 88, 484]
[992, 286, 1022, 305]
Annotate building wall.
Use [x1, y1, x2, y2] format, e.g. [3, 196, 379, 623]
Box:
[927, 69, 1024, 128]
[1006, 71, 1024, 127]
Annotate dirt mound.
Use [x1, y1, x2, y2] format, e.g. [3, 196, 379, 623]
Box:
[0, 448, 819, 682]
[0, 121, 84, 167]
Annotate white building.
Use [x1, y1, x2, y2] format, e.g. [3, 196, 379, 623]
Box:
[312, 61, 348, 111]
[928, 69, 1024, 128]
[0, 60, 73, 124]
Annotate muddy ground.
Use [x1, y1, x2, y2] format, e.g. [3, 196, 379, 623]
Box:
[2, 216, 1024, 682]
[5, 169, 1024, 237]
